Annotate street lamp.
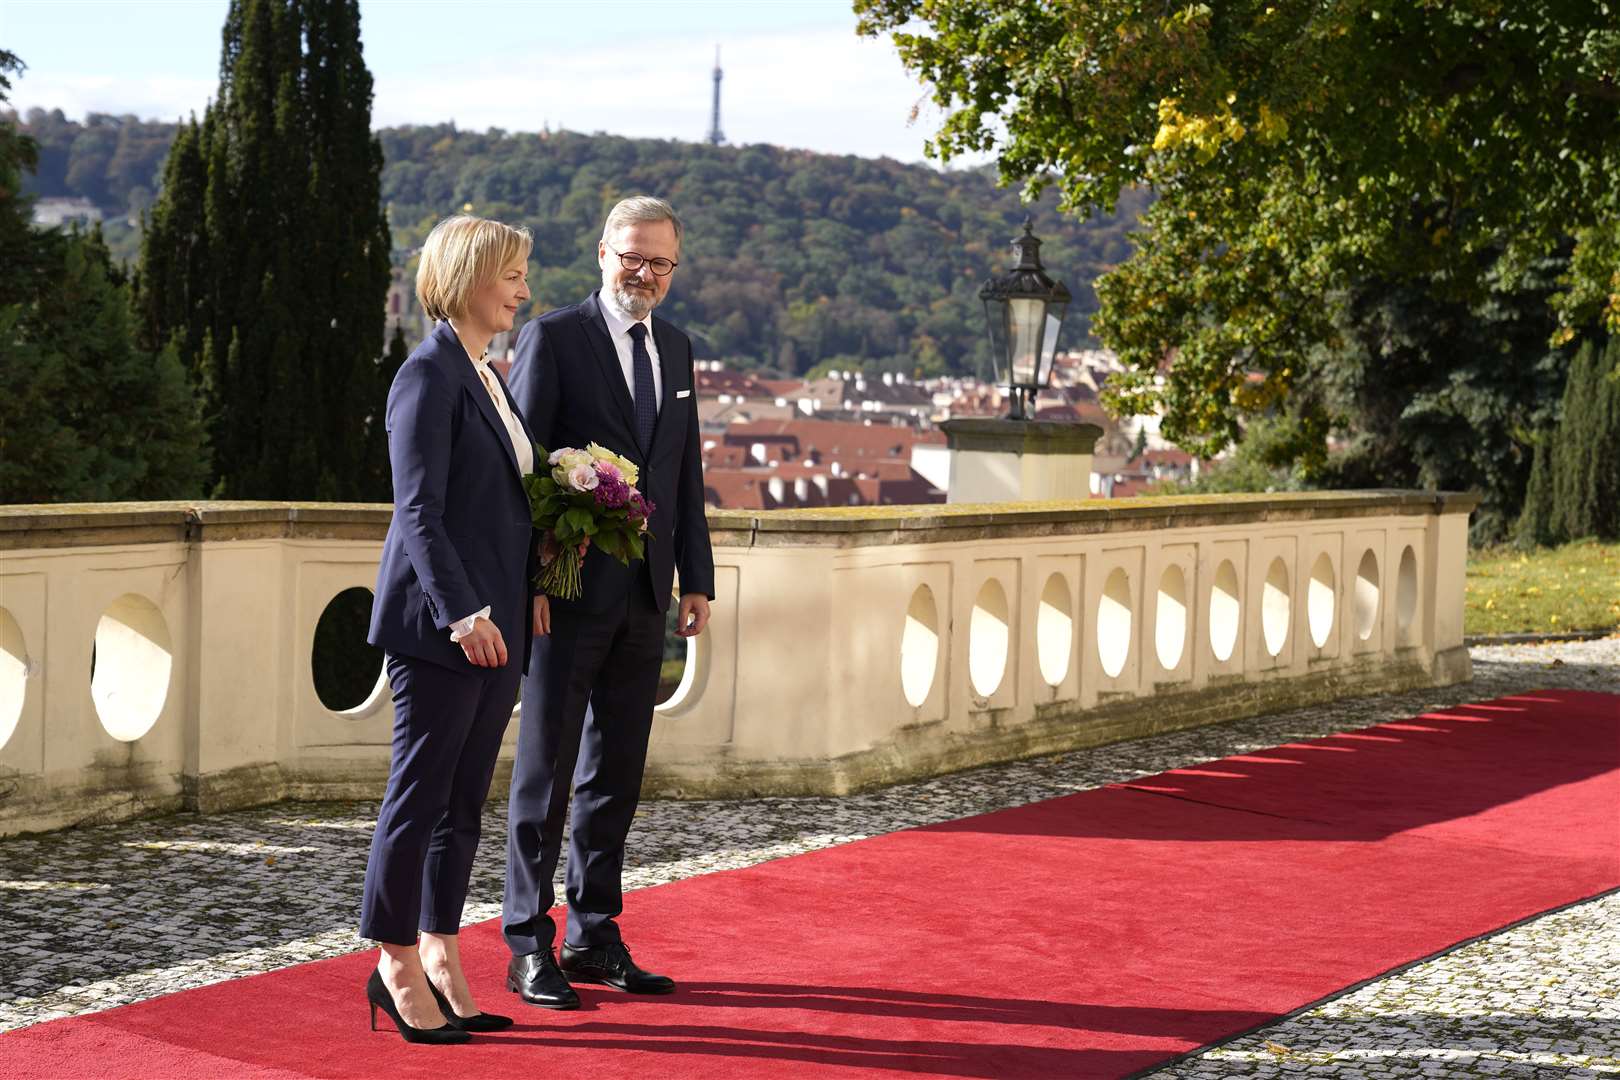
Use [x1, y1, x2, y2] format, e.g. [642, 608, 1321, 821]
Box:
[979, 218, 1071, 420]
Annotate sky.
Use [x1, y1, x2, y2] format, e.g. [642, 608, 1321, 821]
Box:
[2, 0, 979, 164]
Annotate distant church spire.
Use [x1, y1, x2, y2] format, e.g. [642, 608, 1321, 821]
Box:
[707, 45, 725, 146]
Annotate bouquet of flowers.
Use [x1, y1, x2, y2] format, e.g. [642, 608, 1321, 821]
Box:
[524, 443, 656, 600]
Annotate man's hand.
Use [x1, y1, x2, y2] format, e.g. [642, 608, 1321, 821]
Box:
[533, 594, 551, 636]
[675, 594, 710, 638]
[459, 618, 508, 667]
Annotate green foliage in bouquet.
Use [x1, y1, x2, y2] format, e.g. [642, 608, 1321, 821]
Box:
[525, 443, 654, 600]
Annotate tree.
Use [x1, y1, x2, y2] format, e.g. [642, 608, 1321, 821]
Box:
[0, 51, 48, 310]
[855, 1, 1620, 457]
[0, 53, 209, 504]
[19, 111, 1156, 378]
[1518, 336, 1620, 545]
[1302, 252, 1572, 541]
[135, 0, 392, 500]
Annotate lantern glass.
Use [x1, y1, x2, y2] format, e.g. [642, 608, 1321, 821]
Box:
[982, 296, 1010, 385]
[1037, 302, 1068, 387]
[1007, 297, 1046, 387]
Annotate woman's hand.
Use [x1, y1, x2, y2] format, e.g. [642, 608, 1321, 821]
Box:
[458, 619, 508, 667]
[533, 594, 551, 636]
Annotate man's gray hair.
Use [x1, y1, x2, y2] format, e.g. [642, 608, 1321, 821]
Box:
[601, 196, 683, 248]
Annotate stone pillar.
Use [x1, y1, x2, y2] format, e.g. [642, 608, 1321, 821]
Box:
[940, 419, 1102, 504]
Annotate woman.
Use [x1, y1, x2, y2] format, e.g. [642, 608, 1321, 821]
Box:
[361, 214, 543, 1043]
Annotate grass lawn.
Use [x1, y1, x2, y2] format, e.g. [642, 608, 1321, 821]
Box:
[1465, 538, 1620, 637]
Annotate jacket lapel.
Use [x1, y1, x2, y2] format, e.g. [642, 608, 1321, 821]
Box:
[579, 292, 641, 457]
[433, 321, 523, 482]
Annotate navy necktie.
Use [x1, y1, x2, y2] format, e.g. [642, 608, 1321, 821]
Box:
[628, 322, 657, 455]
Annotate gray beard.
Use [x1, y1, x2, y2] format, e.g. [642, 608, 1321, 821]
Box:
[610, 283, 658, 321]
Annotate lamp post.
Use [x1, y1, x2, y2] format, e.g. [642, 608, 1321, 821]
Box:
[940, 219, 1098, 504]
[979, 218, 1071, 420]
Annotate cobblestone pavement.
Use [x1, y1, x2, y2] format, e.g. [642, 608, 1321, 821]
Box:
[1, 639, 1615, 1078]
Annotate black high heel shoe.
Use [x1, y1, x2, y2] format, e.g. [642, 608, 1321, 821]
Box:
[366, 968, 471, 1044]
[426, 974, 514, 1032]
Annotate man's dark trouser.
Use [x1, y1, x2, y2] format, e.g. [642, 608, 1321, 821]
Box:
[502, 575, 664, 955]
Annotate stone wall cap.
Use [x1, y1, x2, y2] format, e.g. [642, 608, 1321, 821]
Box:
[0, 489, 1481, 547]
[737, 489, 1479, 533]
[940, 417, 1104, 455]
[939, 418, 1106, 438]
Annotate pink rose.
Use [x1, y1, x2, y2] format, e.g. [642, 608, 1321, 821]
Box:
[594, 460, 622, 482]
[567, 464, 599, 491]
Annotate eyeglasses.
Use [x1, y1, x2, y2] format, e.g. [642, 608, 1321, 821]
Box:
[609, 247, 678, 277]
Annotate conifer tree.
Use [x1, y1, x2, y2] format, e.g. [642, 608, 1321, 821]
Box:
[1518, 337, 1620, 545]
[136, 0, 392, 499]
[1, 52, 209, 503]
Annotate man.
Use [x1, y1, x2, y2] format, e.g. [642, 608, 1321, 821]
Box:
[502, 196, 714, 1007]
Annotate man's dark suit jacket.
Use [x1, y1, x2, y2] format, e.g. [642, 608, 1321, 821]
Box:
[508, 290, 715, 615]
[367, 320, 539, 673]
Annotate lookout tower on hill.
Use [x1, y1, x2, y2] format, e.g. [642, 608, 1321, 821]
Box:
[707, 45, 725, 146]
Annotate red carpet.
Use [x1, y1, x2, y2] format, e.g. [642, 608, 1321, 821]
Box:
[4, 689, 1616, 1079]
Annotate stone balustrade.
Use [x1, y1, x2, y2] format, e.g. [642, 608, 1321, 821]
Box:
[0, 491, 1476, 836]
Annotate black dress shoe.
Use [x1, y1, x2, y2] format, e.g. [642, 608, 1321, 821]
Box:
[506, 950, 581, 1010]
[559, 941, 675, 995]
[426, 975, 514, 1031]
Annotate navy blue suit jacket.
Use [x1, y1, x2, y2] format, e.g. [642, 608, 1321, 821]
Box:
[368, 321, 539, 673]
[508, 291, 715, 616]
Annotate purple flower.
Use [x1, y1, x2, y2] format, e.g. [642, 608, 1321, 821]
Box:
[627, 492, 656, 531]
[593, 472, 631, 509]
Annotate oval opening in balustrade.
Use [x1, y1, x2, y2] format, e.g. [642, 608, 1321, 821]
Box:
[1036, 573, 1073, 687]
[1155, 564, 1188, 671]
[313, 587, 386, 714]
[1308, 552, 1336, 649]
[900, 584, 940, 708]
[1209, 560, 1241, 663]
[1355, 549, 1381, 640]
[1396, 545, 1419, 638]
[1097, 568, 1132, 679]
[969, 578, 1011, 699]
[92, 593, 173, 742]
[1262, 557, 1291, 657]
[0, 607, 27, 751]
[657, 598, 699, 711]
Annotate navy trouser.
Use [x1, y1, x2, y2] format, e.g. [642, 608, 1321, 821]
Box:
[502, 577, 664, 955]
[360, 651, 519, 946]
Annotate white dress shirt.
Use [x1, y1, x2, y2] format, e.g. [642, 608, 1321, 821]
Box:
[449, 337, 536, 644]
[472, 356, 536, 476]
[598, 290, 663, 413]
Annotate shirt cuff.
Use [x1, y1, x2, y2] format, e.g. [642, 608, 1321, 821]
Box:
[448, 605, 491, 641]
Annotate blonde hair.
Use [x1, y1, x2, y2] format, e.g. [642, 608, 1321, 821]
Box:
[415, 215, 533, 322]
[600, 196, 683, 249]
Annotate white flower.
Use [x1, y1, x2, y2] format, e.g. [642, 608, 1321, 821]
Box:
[548, 447, 570, 466]
[567, 463, 599, 491]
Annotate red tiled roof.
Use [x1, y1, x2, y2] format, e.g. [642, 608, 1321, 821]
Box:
[1142, 448, 1195, 466]
[722, 419, 944, 462]
[695, 369, 774, 398]
[701, 461, 943, 509]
